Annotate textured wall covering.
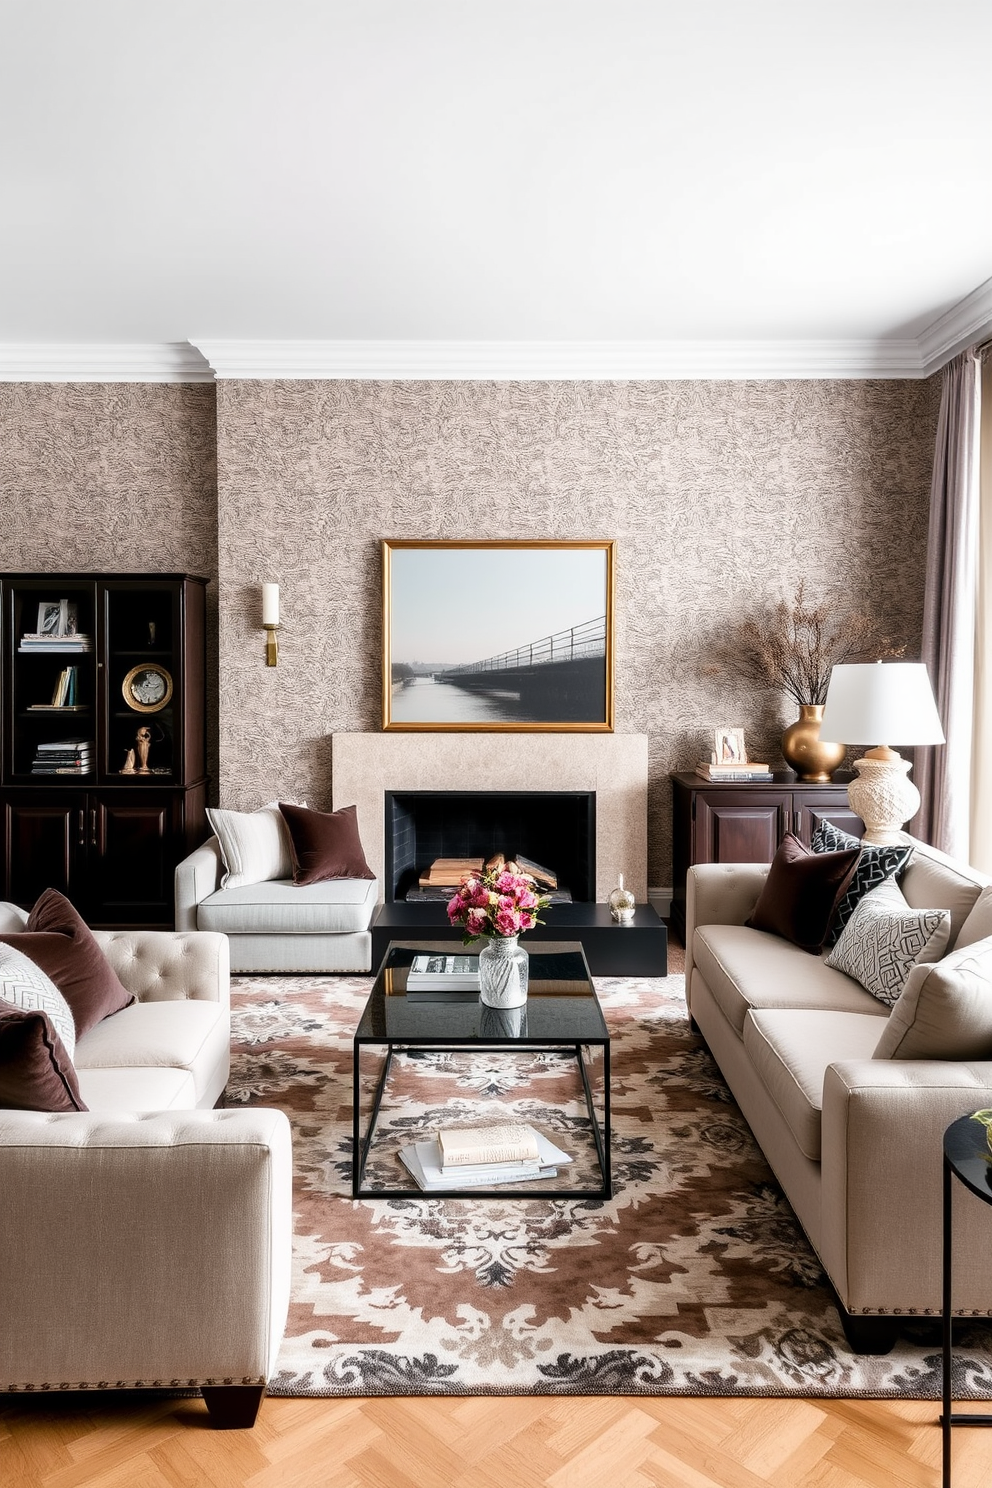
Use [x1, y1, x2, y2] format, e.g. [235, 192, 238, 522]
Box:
[0, 383, 220, 789]
[215, 378, 941, 885]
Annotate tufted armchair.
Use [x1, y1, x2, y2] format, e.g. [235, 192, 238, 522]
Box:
[0, 906, 292, 1428]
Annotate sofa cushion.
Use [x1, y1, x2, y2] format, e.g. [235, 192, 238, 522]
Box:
[0, 941, 77, 1058]
[900, 848, 986, 947]
[74, 999, 229, 1106]
[692, 924, 886, 1036]
[824, 877, 951, 1006]
[0, 1002, 86, 1112]
[956, 886, 992, 951]
[196, 876, 378, 934]
[279, 802, 376, 886]
[745, 833, 860, 954]
[76, 1064, 197, 1111]
[1, 888, 133, 1038]
[874, 934, 992, 1061]
[744, 1008, 884, 1160]
[206, 799, 302, 889]
[811, 822, 913, 948]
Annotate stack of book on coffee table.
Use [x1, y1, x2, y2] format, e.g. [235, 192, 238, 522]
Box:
[398, 1122, 572, 1192]
[405, 952, 480, 1001]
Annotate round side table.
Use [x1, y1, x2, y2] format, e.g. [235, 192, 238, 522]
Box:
[942, 1113, 992, 1487]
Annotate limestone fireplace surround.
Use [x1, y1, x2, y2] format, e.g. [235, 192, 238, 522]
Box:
[331, 733, 648, 903]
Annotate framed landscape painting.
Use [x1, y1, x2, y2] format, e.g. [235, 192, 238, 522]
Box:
[382, 539, 615, 732]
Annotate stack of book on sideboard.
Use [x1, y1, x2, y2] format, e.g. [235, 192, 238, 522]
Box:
[695, 759, 773, 782]
[398, 1122, 572, 1192]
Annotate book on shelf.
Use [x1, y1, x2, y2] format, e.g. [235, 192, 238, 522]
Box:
[398, 1127, 572, 1191]
[19, 636, 93, 652]
[407, 953, 480, 991]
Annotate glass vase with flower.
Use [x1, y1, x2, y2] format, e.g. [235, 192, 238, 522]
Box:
[446, 867, 551, 1007]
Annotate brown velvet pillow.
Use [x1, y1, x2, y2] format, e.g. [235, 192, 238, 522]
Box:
[0, 888, 133, 1039]
[0, 1003, 87, 1111]
[746, 832, 860, 955]
[278, 802, 376, 886]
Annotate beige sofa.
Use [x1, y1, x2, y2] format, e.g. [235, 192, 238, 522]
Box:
[0, 904, 293, 1427]
[685, 837, 992, 1352]
[176, 835, 378, 972]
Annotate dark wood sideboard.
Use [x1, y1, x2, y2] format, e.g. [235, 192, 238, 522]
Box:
[669, 771, 864, 943]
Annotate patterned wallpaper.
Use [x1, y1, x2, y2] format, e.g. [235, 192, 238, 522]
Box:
[215, 377, 942, 885]
[0, 383, 220, 784]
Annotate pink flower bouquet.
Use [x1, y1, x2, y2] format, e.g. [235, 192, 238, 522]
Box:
[446, 867, 551, 944]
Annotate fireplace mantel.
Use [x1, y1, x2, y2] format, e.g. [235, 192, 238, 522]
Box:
[331, 733, 648, 903]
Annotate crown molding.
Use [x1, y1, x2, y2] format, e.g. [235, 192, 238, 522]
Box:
[5, 295, 991, 383]
[191, 337, 925, 380]
[917, 275, 992, 377]
[0, 343, 214, 382]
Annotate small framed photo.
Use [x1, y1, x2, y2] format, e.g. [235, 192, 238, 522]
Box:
[714, 727, 747, 764]
[36, 601, 63, 636]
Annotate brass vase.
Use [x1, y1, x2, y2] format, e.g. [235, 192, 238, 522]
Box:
[781, 703, 845, 782]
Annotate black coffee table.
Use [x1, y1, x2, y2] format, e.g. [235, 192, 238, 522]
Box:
[352, 939, 612, 1200]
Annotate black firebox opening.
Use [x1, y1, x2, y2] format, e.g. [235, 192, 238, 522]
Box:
[384, 790, 596, 903]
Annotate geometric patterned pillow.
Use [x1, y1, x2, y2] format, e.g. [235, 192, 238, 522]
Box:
[811, 820, 914, 949]
[0, 941, 76, 1058]
[825, 877, 951, 1005]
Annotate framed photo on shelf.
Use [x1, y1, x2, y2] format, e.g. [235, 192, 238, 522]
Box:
[382, 539, 615, 732]
[714, 727, 747, 764]
[36, 601, 63, 636]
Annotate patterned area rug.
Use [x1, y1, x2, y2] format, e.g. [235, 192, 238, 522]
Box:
[228, 971, 992, 1398]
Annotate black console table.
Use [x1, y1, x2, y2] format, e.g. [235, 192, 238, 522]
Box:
[371, 900, 667, 977]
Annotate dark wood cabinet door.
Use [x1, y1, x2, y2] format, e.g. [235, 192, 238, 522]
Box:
[793, 790, 864, 846]
[92, 793, 177, 921]
[694, 793, 787, 866]
[2, 793, 86, 907]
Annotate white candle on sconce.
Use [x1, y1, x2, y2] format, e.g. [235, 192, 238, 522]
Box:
[262, 583, 279, 627]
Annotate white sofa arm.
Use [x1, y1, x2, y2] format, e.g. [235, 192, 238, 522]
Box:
[820, 1059, 992, 1316]
[0, 1108, 292, 1394]
[685, 862, 769, 993]
[93, 928, 230, 1008]
[175, 837, 224, 932]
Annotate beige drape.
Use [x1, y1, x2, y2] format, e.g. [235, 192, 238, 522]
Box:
[915, 350, 981, 858]
[972, 353, 992, 871]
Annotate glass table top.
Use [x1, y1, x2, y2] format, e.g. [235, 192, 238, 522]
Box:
[355, 940, 608, 1044]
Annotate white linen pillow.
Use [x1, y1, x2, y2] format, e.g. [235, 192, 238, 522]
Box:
[874, 933, 992, 1060]
[0, 941, 76, 1059]
[206, 800, 305, 889]
[825, 877, 950, 1007]
[956, 885, 992, 951]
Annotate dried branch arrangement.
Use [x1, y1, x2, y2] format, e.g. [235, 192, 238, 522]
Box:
[725, 582, 905, 708]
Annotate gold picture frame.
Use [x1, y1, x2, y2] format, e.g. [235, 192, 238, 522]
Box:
[382, 539, 615, 732]
[122, 662, 174, 714]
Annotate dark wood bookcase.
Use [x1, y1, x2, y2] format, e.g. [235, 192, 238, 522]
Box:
[1, 574, 208, 927]
[670, 771, 864, 942]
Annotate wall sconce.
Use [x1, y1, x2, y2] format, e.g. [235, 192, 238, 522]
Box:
[262, 583, 279, 666]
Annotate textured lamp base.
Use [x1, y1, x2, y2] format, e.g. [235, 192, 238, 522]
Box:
[846, 753, 921, 845]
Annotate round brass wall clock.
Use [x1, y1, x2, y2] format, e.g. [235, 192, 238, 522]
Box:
[122, 662, 173, 713]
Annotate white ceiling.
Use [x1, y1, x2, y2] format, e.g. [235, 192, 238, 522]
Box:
[2, 0, 991, 375]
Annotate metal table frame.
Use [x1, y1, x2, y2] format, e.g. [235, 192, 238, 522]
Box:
[352, 942, 612, 1200]
[941, 1115, 992, 1488]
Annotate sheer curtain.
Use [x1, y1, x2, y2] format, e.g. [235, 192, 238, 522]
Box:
[914, 350, 981, 859]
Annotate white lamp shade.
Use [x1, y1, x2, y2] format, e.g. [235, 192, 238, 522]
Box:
[261, 583, 279, 626]
[819, 662, 944, 747]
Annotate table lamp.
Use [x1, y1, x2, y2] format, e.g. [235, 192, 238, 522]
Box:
[818, 661, 945, 844]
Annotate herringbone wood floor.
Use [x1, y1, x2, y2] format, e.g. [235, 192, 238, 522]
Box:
[1, 1392, 987, 1487]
